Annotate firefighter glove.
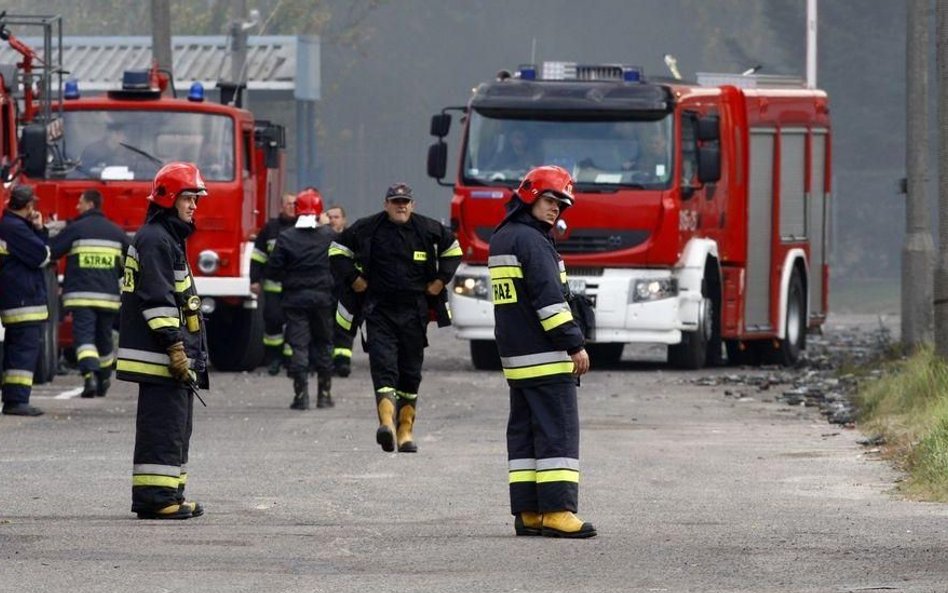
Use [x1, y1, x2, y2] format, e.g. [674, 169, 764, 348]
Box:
[167, 342, 191, 382]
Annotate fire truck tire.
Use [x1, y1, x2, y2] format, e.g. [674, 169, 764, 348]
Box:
[34, 266, 60, 385]
[470, 340, 501, 371]
[206, 303, 266, 372]
[769, 270, 806, 366]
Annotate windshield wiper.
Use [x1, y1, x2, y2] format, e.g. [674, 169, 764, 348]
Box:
[119, 142, 163, 166]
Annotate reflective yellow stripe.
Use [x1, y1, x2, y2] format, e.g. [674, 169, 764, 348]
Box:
[560, 271, 567, 283]
[117, 359, 172, 378]
[508, 470, 538, 484]
[174, 276, 192, 292]
[328, 246, 352, 257]
[502, 362, 574, 381]
[489, 266, 523, 279]
[540, 310, 574, 331]
[125, 256, 139, 271]
[440, 246, 463, 257]
[1, 311, 49, 324]
[263, 336, 284, 346]
[333, 348, 352, 358]
[132, 474, 181, 488]
[63, 299, 121, 310]
[262, 279, 282, 293]
[335, 310, 352, 331]
[69, 245, 122, 256]
[179, 473, 188, 486]
[536, 469, 580, 484]
[3, 375, 33, 386]
[413, 251, 427, 261]
[251, 250, 268, 264]
[77, 350, 99, 361]
[147, 317, 181, 330]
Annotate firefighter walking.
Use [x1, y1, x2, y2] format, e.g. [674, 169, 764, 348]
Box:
[330, 182, 461, 453]
[0, 185, 51, 417]
[489, 166, 596, 538]
[325, 204, 359, 378]
[267, 189, 336, 410]
[50, 189, 129, 398]
[250, 192, 299, 376]
[117, 162, 210, 520]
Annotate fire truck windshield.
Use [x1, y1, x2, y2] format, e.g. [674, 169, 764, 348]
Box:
[462, 111, 673, 190]
[57, 110, 235, 181]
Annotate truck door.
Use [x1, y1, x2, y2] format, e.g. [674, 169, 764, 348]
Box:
[807, 130, 829, 317]
[745, 129, 775, 332]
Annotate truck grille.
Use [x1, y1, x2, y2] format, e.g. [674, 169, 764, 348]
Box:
[557, 230, 650, 254]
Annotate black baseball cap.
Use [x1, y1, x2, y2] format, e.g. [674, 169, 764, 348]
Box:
[385, 182, 414, 201]
[8, 185, 36, 210]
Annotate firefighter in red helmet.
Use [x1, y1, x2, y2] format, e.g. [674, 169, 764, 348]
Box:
[489, 165, 596, 538]
[267, 187, 336, 409]
[117, 162, 209, 520]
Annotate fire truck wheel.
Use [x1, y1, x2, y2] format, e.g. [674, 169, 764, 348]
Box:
[470, 340, 501, 371]
[34, 266, 60, 385]
[667, 296, 712, 370]
[769, 270, 806, 366]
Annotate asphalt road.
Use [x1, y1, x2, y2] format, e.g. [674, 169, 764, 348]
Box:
[1, 314, 945, 593]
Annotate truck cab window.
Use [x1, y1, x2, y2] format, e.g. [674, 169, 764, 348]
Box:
[680, 114, 699, 193]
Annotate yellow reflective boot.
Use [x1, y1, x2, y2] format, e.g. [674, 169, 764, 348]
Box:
[541, 511, 597, 538]
[396, 401, 418, 453]
[514, 511, 543, 536]
[376, 393, 396, 452]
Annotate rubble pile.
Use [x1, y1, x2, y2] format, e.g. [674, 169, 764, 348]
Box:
[691, 320, 895, 425]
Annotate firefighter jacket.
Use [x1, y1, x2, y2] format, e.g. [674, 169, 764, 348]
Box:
[329, 211, 461, 325]
[489, 207, 585, 387]
[267, 224, 336, 309]
[0, 209, 51, 326]
[250, 214, 296, 294]
[50, 209, 129, 311]
[116, 209, 209, 388]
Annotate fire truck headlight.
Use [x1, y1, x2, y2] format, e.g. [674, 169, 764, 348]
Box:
[197, 250, 221, 274]
[452, 274, 490, 300]
[631, 277, 678, 303]
[200, 297, 216, 315]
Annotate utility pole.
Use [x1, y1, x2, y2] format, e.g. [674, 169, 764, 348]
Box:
[806, 0, 817, 89]
[903, 0, 935, 348]
[935, 0, 948, 357]
[227, 0, 250, 108]
[150, 0, 173, 83]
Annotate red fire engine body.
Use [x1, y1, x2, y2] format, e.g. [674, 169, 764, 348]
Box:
[0, 14, 285, 375]
[428, 62, 831, 369]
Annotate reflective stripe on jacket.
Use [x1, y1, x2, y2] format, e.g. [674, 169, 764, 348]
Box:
[50, 209, 129, 311]
[0, 209, 50, 325]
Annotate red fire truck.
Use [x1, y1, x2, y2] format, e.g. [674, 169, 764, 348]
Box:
[3, 14, 286, 377]
[428, 62, 831, 369]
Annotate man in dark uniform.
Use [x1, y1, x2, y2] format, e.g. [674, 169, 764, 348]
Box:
[325, 204, 358, 378]
[51, 189, 129, 398]
[117, 162, 209, 520]
[0, 185, 51, 417]
[268, 190, 336, 410]
[250, 192, 298, 376]
[330, 182, 461, 453]
[489, 165, 596, 538]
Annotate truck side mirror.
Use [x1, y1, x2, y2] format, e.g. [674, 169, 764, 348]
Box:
[20, 124, 48, 178]
[427, 141, 447, 179]
[430, 114, 452, 137]
[254, 120, 286, 169]
[697, 115, 720, 142]
[697, 144, 721, 184]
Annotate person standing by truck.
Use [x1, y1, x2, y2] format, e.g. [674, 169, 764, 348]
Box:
[489, 165, 596, 538]
[250, 192, 299, 376]
[117, 162, 209, 520]
[0, 185, 51, 417]
[267, 189, 336, 410]
[50, 189, 129, 398]
[330, 182, 461, 453]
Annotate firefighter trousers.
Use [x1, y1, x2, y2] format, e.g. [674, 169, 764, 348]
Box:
[72, 307, 116, 378]
[365, 300, 425, 399]
[283, 306, 333, 377]
[262, 290, 288, 361]
[131, 382, 194, 513]
[1, 323, 43, 406]
[507, 380, 581, 515]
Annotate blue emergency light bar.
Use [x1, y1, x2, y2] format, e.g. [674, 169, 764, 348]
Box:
[517, 61, 644, 83]
[188, 82, 205, 102]
[64, 79, 80, 99]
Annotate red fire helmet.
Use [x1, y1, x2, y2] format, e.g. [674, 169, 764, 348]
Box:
[515, 165, 575, 209]
[296, 188, 323, 216]
[148, 162, 207, 209]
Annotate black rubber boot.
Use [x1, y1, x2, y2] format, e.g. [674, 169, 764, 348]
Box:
[80, 373, 98, 398]
[290, 374, 310, 410]
[333, 355, 351, 378]
[95, 370, 111, 397]
[316, 374, 334, 409]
